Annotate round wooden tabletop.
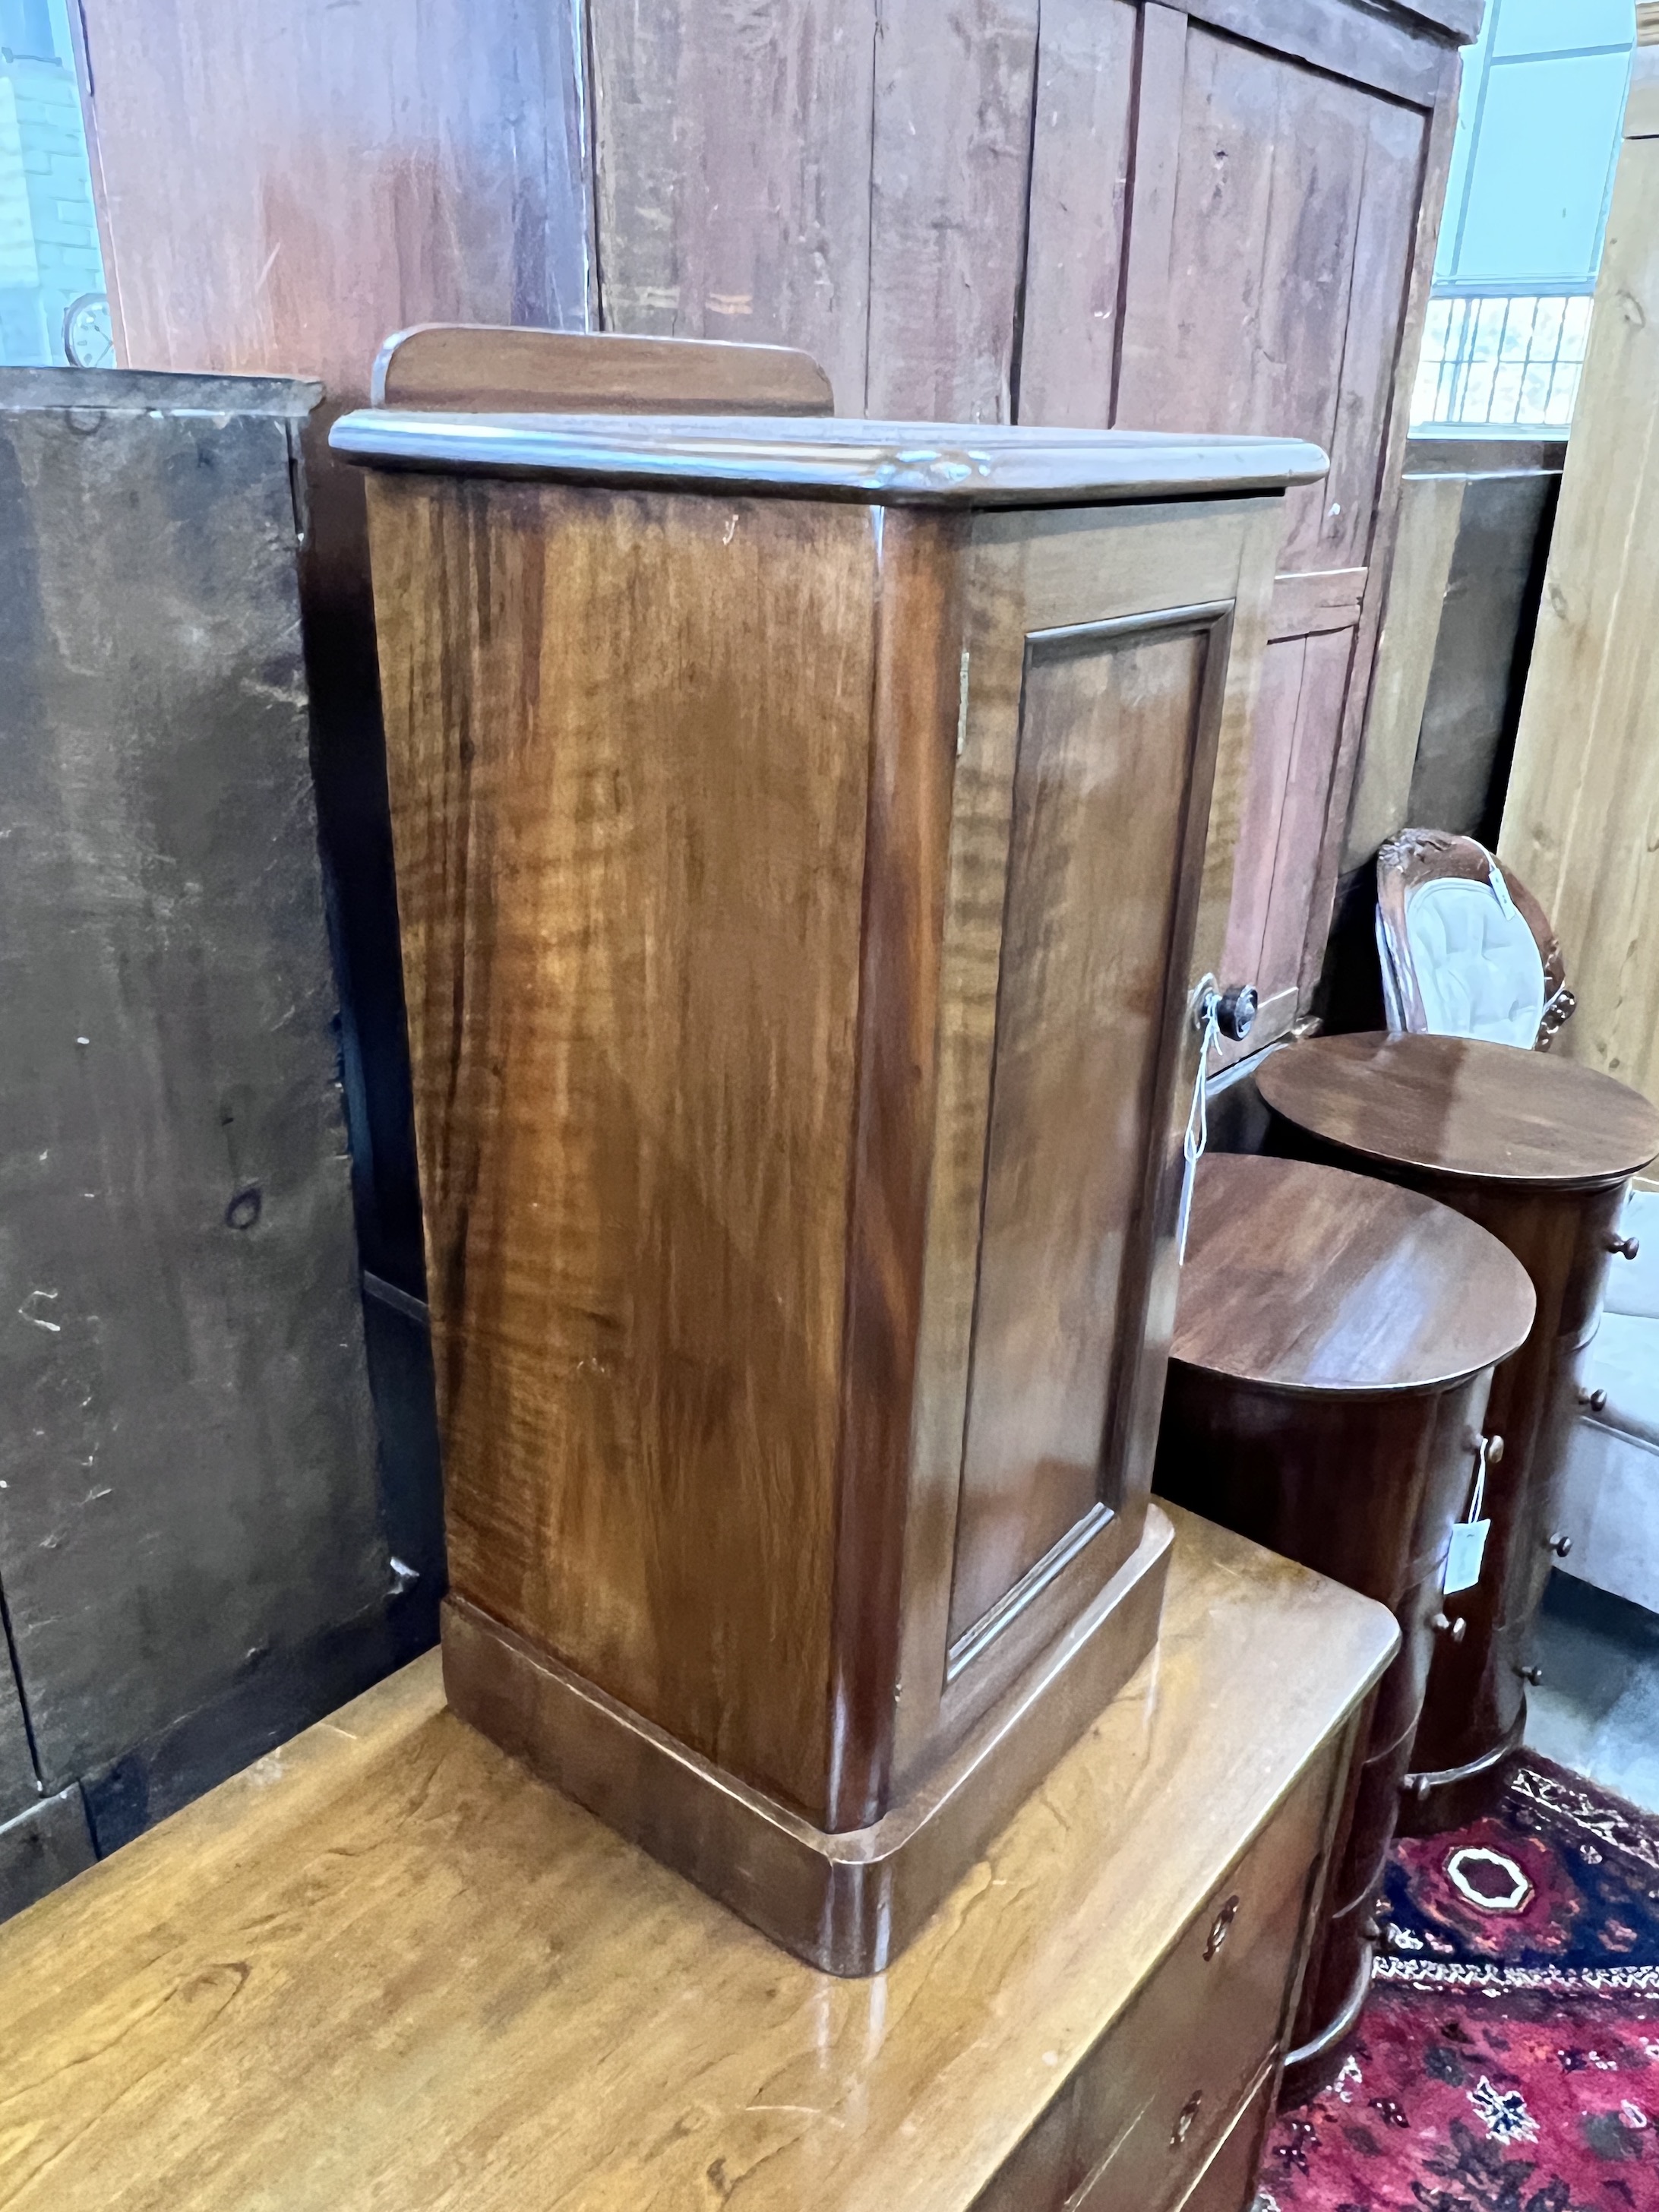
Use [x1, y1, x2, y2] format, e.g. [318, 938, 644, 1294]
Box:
[1171, 1153, 1536, 1395]
[1257, 1033, 1659, 1191]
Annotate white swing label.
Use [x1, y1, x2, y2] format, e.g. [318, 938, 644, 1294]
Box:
[1444, 1518, 1490, 1596]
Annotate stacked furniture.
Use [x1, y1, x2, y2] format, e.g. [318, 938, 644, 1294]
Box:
[334, 393, 1323, 1970]
[1555, 1187, 1659, 1611]
[0, 1511, 1398, 2212]
[1259, 1034, 1659, 1831]
[1155, 1154, 1533, 2097]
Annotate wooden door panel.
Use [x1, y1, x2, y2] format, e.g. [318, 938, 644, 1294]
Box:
[950, 618, 1218, 1645]
[1223, 624, 1357, 1025]
[1120, 24, 1425, 577]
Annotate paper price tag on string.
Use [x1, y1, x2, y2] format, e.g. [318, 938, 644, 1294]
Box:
[1444, 1434, 1494, 1595]
[1177, 980, 1221, 1262]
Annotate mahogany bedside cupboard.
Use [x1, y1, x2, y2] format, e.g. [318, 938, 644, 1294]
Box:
[331, 406, 1326, 1970]
[1154, 1154, 1534, 2099]
[0, 1508, 1397, 2212]
[1259, 1035, 1659, 1832]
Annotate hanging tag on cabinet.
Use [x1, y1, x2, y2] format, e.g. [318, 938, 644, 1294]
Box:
[1177, 978, 1221, 1262]
[1444, 1435, 1494, 1595]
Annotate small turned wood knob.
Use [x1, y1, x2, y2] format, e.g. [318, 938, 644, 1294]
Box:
[1608, 1233, 1641, 1261]
[1578, 1386, 1609, 1414]
[1516, 1663, 1544, 1686]
[1431, 1611, 1467, 1644]
[1171, 2091, 1204, 2148]
[1486, 1434, 1504, 1465]
[1403, 1773, 1433, 1802]
[1548, 1531, 1574, 1559]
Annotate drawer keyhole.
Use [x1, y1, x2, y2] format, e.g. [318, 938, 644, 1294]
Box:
[1172, 2091, 1204, 2148]
[1203, 1894, 1240, 1961]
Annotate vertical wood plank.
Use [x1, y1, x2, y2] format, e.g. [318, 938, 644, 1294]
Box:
[1013, 0, 1140, 427]
[589, 0, 877, 412]
[1341, 470, 1465, 870]
[1501, 30, 1659, 1107]
[1221, 632, 1309, 1003]
[1114, 2, 1190, 422]
[865, 0, 1041, 420]
[1260, 626, 1359, 1001]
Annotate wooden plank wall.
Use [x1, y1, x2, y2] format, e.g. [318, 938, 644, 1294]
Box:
[76, 0, 1475, 1066]
[586, 0, 1471, 1052]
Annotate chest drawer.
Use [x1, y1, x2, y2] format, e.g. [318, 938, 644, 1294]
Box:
[971, 1742, 1336, 2211]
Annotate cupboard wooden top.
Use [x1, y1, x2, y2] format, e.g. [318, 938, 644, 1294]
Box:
[1259, 1033, 1659, 1192]
[0, 1509, 1392, 2212]
[1173, 1155, 1534, 1397]
[330, 408, 1330, 507]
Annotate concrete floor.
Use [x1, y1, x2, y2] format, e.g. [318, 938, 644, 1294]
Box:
[1525, 1568, 1659, 1814]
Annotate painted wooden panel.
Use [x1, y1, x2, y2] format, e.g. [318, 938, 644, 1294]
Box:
[588, 0, 876, 412]
[951, 621, 1212, 1642]
[0, 372, 385, 1795]
[865, 0, 1041, 419]
[368, 477, 879, 1822]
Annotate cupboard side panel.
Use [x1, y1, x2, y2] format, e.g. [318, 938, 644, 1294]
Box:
[368, 478, 877, 1821]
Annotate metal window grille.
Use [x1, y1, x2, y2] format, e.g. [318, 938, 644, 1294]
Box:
[1412, 291, 1594, 430]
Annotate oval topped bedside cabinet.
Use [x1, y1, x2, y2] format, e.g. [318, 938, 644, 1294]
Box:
[333, 399, 1328, 1972]
[1155, 1153, 1534, 2098]
[1258, 1034, 1659, 1834]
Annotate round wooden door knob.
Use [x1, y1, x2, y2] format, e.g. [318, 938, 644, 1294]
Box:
[1607, 1232, 1641, 1261]
[1430, 1611, 1467, 1643]
[1578, 1386, 1609, 1413]
[1516, 1663, 1544, 1686]
[1547, 1531, 1574, 1559]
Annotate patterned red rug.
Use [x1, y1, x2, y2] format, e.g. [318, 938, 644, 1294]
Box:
[1259, 1754, 1659, 2210]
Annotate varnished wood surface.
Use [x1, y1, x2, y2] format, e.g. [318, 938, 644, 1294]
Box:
[1259, 1034, 1659, 1191]
[950, 618, 1219, 1640]
[0, 1507, 1396, 2212]
[333, 409, 1330, 504]
[889, 498, 1281, 1778]
[1158, 1153, 1524, 2087]
[1170, 1155, 1534, 1395]
[370, 477, 878, 1822]
[371, 326, 836, 416]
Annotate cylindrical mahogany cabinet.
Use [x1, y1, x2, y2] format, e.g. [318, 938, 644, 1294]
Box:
[1155, 1153, 1534, 2098]
[335, 399, 1326, 1972]
[1259, 1034, 1659, 1834]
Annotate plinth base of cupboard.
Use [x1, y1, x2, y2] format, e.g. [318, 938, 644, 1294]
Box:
[1398, 1705, 1528, 1838]
[443, 1507, 1173, 1977]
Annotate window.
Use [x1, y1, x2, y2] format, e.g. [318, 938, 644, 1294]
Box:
[1414, 0, 1635, 430]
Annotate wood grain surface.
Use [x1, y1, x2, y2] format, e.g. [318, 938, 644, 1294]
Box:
[1500, 35, 1659, 1111]
[371, 326, 836, 415]
[0, 1507, 1397, 2212]
[1259, 1034, 1659, 1191]
[950, 621, 1215, 1639]
[0, 371, 385, 1821]
[1169, 1155, 1535, 1394]
[588, 0, 874, 412]
[368, 476, 879, 1821]
[865, 0, 1040, 421]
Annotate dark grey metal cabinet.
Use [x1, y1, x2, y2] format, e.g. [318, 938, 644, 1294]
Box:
[0, 369, 436, 1910]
